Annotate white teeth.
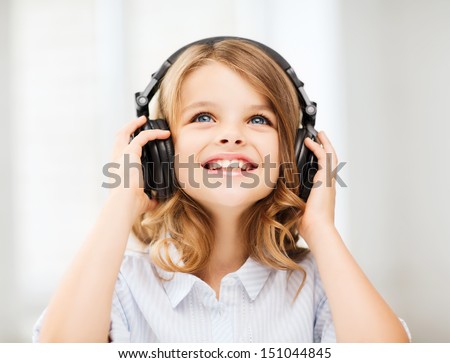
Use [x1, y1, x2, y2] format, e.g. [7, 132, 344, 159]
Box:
[216, 159, 240, 168]
[221, 160, 231, 168]
[230, 159, 240, 168]
[205, 159, 254, 170]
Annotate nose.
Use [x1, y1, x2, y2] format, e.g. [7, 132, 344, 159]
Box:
[219, 137, 244, 145]
[216, 124, 246, 145]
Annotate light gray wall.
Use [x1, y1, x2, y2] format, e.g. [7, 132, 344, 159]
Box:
[341, 0, 450, 342]
[0, 0, 18, 343]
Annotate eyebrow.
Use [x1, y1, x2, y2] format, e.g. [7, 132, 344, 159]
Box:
[181, 101, 217, 114]
[181, 101, 275, 115]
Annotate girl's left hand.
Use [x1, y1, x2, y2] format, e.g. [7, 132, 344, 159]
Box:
[297, 131, 339, 243]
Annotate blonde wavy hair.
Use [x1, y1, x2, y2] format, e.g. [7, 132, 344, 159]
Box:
[132, 39, 309, 290]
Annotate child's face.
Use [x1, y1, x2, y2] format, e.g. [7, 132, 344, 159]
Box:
[173, 61, 280, 213]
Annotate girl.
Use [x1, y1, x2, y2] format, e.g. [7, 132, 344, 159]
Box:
[34, 38, 410, 342]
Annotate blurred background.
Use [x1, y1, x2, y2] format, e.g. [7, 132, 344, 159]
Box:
[0, 0, 449, 342]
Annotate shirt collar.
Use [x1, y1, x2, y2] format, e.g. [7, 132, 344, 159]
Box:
[154, 266, 198, 309]
[151, 243, 197, 309]
[152, 244, 273, 308]
[233, 257, 273, 301]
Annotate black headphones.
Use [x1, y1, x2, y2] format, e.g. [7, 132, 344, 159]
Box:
[133, 36, 319, 202]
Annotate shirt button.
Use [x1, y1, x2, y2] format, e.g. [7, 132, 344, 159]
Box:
[218, 304, 225, 316]
[203, 292, 216, 307]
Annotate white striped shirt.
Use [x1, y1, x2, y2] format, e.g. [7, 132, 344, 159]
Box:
[111, 249, 336, 343]
[33, 243, 336, 343]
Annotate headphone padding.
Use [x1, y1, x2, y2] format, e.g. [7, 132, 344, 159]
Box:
[145, 120, 165, 198]
[295, 126, 319, 202]
[139, 120, 155, 198]
[155, 119, 175, 199]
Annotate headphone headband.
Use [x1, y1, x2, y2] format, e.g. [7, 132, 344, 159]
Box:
[135, 36, 317, 127]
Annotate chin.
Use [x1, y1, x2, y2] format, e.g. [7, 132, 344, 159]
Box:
[185, 186, 273, 212]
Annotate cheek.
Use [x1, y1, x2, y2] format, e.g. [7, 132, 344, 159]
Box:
[173, 132, 204, 187]
[173, 130, 198, 162]
[262, 136, 280, 178]
[268, 157, 280, 185]
[173, 140, 189, 181]
[250, 141, 279, 191]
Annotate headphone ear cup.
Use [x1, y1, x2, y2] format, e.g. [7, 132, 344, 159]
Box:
[137, 119, 156, 199]
[295, 126, 319, 202]
[139, 118, 175, 200]
[155, 119, 176, 200]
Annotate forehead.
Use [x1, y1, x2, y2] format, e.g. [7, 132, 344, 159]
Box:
[179, 61, 271, 109]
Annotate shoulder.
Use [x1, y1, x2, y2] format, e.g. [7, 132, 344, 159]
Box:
[295, 251, 317, 270]
[114, 240, 160, 295]
[263, 251, 325, 300]
[294, 251, 323, 286]
[121, 235, 158, 271]
[288, 251, 327, 304]
[293, 253, 336, 341]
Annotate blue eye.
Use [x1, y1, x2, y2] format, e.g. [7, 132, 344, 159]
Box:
[250, 115, 271, 125]
[193, 113, 213, 123]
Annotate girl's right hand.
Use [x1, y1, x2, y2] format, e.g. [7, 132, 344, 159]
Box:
[108, 115, 171, 218]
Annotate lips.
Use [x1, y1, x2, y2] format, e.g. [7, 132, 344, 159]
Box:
[201, 153, 259, 171]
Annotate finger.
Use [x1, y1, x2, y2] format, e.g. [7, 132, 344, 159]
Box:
[114, 116, 148, 148]
[317, 131, 338, 166]
[111, 116, 149, 160]
[304, 136, 338, 178]
[145, 198, 159, 212]
[317, 131, 335, 154]
[304, 136, 326, 160]
[117, 115, 148, 139]
[125, 129, 171, 158]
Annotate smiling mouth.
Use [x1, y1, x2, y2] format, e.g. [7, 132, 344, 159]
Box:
[202, 159, 259, 172]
